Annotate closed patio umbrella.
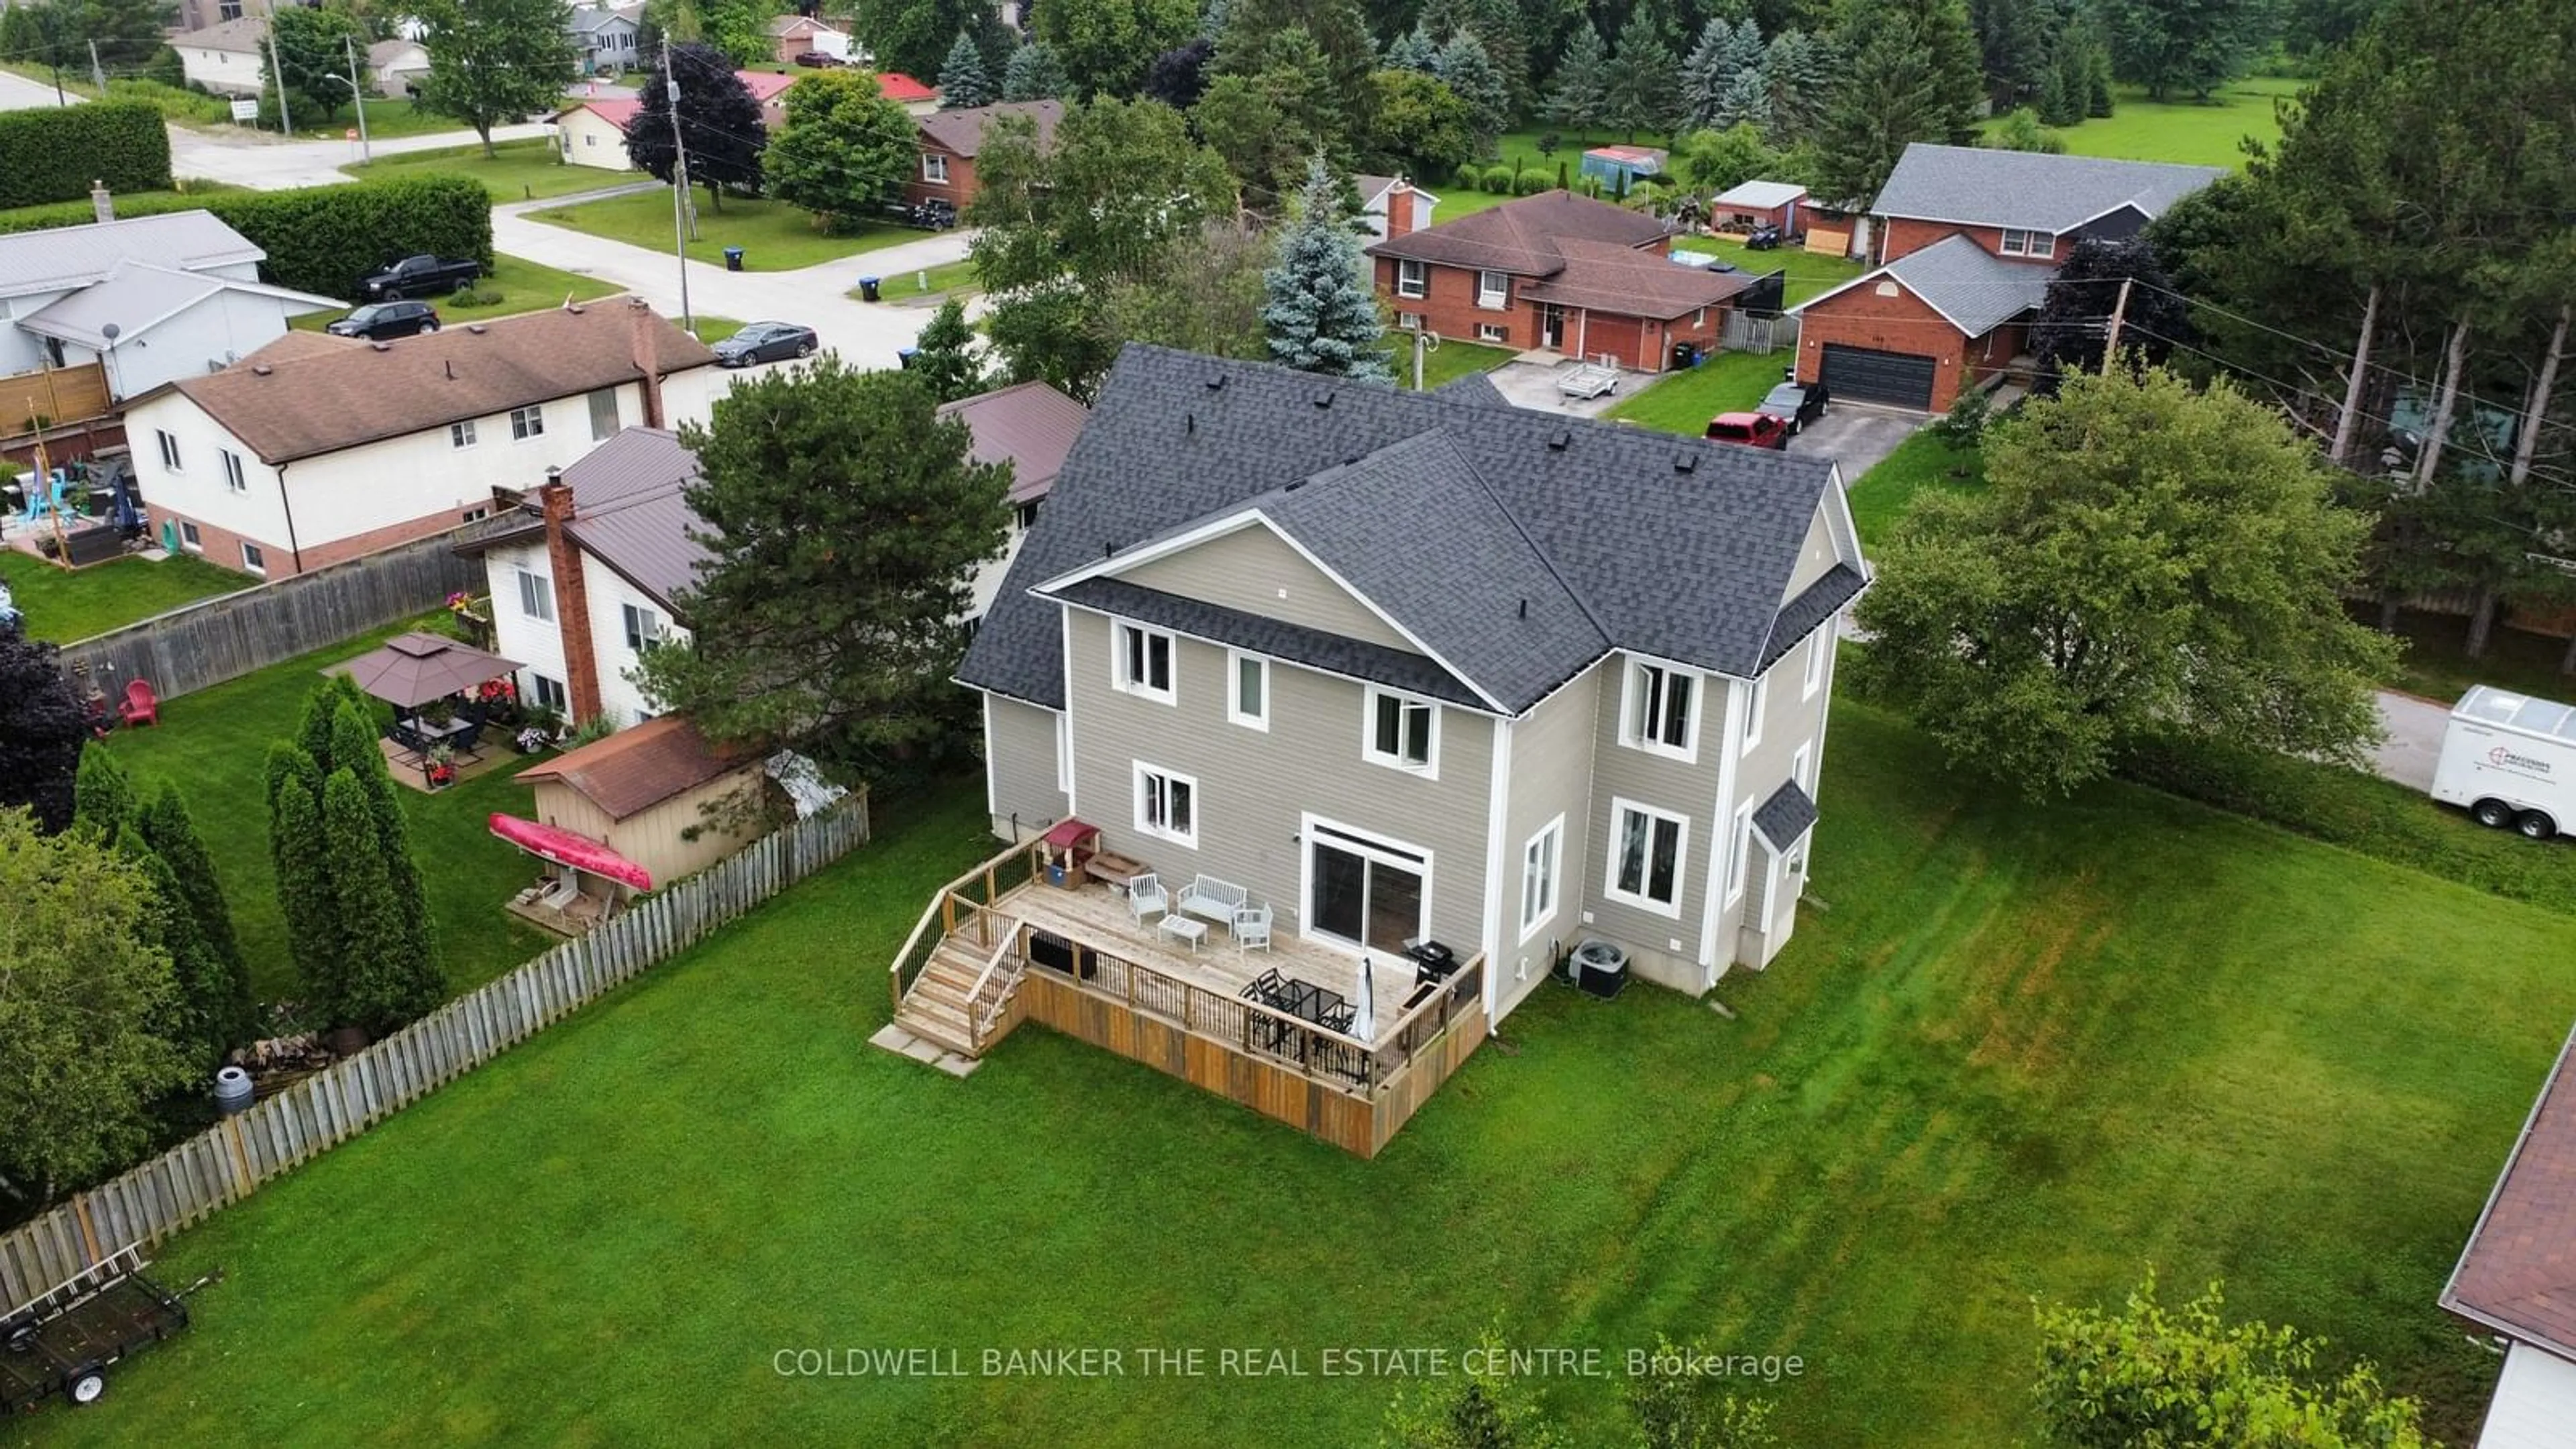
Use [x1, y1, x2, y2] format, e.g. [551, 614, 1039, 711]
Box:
[1354, 955, 1375, 1042]
[332, 631, 525, 710]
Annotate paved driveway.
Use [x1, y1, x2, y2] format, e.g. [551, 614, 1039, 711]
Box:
[1788, 403, 1923, 482]
[1483, 359, 1633, 418]
[2371, 690, 2452, 794]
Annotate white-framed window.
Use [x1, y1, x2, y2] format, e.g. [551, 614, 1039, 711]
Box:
[588, 388, 619, 441]
[178, 521, 201, 551]
[239, 541, 264, 574]
[1743, 676, 1767, 753]
[529, 673, 568, 712]
[1363, 686, 1437, 777]
[1395, 258, 1426, 299]
[1998, 228, 2056, 259]
[1228, 650, 1268, 731]
[1477, 323, 1507, 343]
[450, 419, 478, 449]
[1608, 799, 1688, 918]
[1622, 659, 1697, 761]
[219, 449, 246, 492]
[1113, 621, 1175, 704]
[1727, 799, 1756, 904]
[1803, 632, 1826, 698]
[511, 404, 544, 440]
[154, 429, 181, 471]
[1476, 269, 1507, 309]
[622, 602, 660, 651]
[922, 152, 949, 183]
[517, 567, 553, 622]
[462, 506, 490, 523]
[1397, 311, 1425, 330]
[1518, 815, 1562, 943]
[1134, 761, 1197, 847]
[1792, 743, 1813, 792]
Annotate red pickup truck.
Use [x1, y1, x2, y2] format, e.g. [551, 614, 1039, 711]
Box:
[1705, 411, 1791, 449]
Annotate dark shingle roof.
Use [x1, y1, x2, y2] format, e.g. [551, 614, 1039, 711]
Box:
[2443, 1022, 2576, 1359]
[1871, 143, 2224, 233]
[916, 99, 1063, 158]
[1431, 371, 1509, 407]
[959, 345, 1852, 714]
[1519, 237, 1752, 319]
[1056, 578, 1484, 707]
[1760, 564, 1866, 672]
[1752, 780, 1817, 850]
[1364, 189, 1674, 276]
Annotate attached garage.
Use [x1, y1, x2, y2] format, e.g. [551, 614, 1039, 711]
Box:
[1818, 344, 1936, 410]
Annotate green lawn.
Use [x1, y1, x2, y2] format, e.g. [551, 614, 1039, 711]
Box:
[341, 137, 618, 203]
[30, 701, 2565, 1446]
[529, 189, 918, 271]
[294, 253, 625, 332]
[87, 616, 553, 1006]
[1671, 237, 1864, 307]
[1398, 337, 1514, 391]
[1847, 429, 1988, 546]
[857, 257, 978, 304]
[1605, 349, 1783, 433]
[1979, 77, 2299, 168]
[0, 550, 252, 643]
[690, 315, 747, 344]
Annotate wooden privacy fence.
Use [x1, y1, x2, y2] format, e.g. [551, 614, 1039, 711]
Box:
[51, 521, 500, 704]
[0, 796, 871, 1316]
[0, 360, 109, 433]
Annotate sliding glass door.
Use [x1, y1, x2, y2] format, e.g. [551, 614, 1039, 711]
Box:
[1306, 819, 1430, 954]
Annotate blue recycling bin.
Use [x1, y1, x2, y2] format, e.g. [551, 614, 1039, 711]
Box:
[722, 246, 744, 271]
[897, 346, 918, 369]
[858, 275, 881, 301]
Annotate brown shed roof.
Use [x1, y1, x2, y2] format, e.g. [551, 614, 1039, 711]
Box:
[916, 99, 1063, 159]
[1520, 237, 1752, 319]
[1364, 189, 1674, 277]
[515, 715, 753, 821]
[938, 379, 1088, 504]
[2444, 1022, 2576, 1359]
[168, 299, 716, 465]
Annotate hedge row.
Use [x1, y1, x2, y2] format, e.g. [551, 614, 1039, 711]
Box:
[2115, 731, 2576, 918]
[0, 176, 493, 300]
[0, 101, 171, 209]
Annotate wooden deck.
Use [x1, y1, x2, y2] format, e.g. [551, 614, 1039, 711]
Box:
[889, 846, 1487, 1157]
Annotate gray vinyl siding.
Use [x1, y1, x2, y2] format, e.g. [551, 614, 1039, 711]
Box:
[985, 693, 1069, 840]
[1781, 501, 1843, 599]
[1729, 631, 1835, 960]
[1062, 608, 1494, 953]
[1494, 660, 1602, 1017]
[1114, 524, 1419, 653]
[1582, 655, 1732, 989]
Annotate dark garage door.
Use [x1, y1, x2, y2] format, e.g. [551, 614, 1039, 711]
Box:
[1819, 344, 1937, 410]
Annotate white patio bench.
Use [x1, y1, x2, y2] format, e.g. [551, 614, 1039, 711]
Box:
[1175, 875, 1249, 931]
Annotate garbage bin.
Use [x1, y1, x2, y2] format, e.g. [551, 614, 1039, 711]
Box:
[897, 345, 918, 369]
[722, 246, 744, 272]
[1670, 340, 1699, 371]
[858, 275, 881, 302]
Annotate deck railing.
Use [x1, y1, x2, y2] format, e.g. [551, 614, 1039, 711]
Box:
[887, 838, 1044, 1010]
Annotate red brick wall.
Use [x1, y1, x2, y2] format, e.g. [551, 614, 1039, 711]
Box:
[147, 501, 489, 580]
[1880, 217, 2064, 266]
[902, 144, 977, 209]
[1792, 281, 1973, 411]
[1377, 258, 1534, 352]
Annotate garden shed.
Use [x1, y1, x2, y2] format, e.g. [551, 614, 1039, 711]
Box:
[496, 716, 765, 926]
[1711, 180, 1807, 235]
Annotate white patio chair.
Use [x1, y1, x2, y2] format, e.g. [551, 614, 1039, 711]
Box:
[1127, 872, 1169, 928]
[1233, 904, 1273, 953]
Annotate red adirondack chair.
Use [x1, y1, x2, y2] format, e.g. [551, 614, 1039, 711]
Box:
[119, 677, 160, 729]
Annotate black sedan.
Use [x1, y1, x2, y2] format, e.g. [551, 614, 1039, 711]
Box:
[1756, 380, 1829, 434]
[714, 321, 820, 367]
[326, 300, 440, 340]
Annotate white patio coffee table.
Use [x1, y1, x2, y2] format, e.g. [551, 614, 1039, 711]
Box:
[1157, 914, 1208, 954]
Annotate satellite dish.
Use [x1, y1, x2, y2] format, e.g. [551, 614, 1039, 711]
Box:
[101, 323, 120, 343]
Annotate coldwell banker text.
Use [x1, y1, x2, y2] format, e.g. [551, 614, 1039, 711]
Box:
[771, 1346, 1807, 1383]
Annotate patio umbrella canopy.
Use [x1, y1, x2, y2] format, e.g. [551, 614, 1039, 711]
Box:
[1355, 956, 1375, 1042]
[333, 631, 525, 709]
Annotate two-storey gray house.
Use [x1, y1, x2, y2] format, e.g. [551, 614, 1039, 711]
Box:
[948, 341, 1863, 1016]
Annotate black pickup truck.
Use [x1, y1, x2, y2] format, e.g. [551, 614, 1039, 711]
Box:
[360, 253, 486, 301]
[3, 1264, 203, 1413]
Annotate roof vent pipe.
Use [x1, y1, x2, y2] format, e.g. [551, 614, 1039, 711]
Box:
[1518, 598, 1527, 619]
[1546, 431, 1570, 451]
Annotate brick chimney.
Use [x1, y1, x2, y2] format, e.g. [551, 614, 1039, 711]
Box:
[540, 468, 604, 725]
[1383, 177, 1416, 239]
[91, 180, 113, 225]
[627, 296, 664, 429]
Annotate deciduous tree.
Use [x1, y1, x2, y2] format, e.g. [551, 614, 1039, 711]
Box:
[0, 621, 85, 835]
[1263, 156, 1390, 381]
[265, 3, 370, 124]
[853, 0, 1002, 81]
[633, 361, 1012, 775]
[2105, 0, 2267, 101]
[764, 68, 917, 230]
[1674, 121, 1780, 195]
[1030, 0, 1197, 97]
[1852, 369, 2396, 798]
[1142, 35, 1214, 107]
[1096, 219, 1273, 360]
[627, 41, 768, 213]
[2031, 236, 2185, 377]
[416, 0, 579, 158]
[1365, 66, 1473, 179]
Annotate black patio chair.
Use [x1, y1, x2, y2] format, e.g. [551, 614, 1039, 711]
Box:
[1322, 1002, 1356, 1034]
[386, 721, 428, 764]
[449, 717, 487, 761]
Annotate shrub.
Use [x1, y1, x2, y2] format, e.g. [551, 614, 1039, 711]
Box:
[0, 101, 171, 208]
[447, 283, 502, 307]
[1479, 164, 1514, 194]
[1512, 169, 1550, 195]
[1931, 385, 1991, 445]
[0, 176, 492, 299]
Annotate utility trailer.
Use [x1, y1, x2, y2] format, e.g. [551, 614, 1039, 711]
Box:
[1556, 362, 1621, 399]
[3, 1250, 206, 1413]
[2430, 685, 2576, 841]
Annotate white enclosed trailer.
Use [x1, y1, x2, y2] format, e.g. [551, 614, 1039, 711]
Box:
[2431, 685, 2576, 841]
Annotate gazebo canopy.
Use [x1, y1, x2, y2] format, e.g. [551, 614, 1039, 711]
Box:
[331, 631, 523, 708]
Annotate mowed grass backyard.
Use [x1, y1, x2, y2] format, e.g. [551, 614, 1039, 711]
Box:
[1671, 236, 1864, 306]
[528, 188, 919, 272]
[341, 137, 621, 203]
[87, 617, 553, 1006]
[1979, 77, 2298, 167]
[1847, 429, 1989, 545]
[1605, 348, 1782, 432]
[0, 550, 251, 641]
[1399, 337, 1515, 390]
[21, 703, 2571, 1446]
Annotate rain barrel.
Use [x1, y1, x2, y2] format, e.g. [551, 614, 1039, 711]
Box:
[213, 1066, 254, 1117]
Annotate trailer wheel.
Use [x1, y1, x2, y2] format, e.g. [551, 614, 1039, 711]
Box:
[66, 1369, 106, 1407]
[2518, 810, 2559, 842]
[2472, 798, 2519, 829]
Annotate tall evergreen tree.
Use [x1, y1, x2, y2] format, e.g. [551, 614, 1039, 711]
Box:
[937, 30, 996, 105]
[1542, 21, 1611, 138]
[908, 297, 989, 402]
[319, 770, 441, 1036]
[627, 41, 767, 213]
[1711, 65, 1770, 132]
[135, 782, 253, 1056]
[71, 746, 136, 841]
[1382, 22, 1437, 72]
[1002, 38, 1071, 98]
[1429, 32, 1508, 150]
[268, 764, 339, 1014]
[1680, 18, 1732, 130]
[1603, 10, 1680, 142]
[1263, 157, 1391, 382]
[331, 701, 435, 982]
[117, 828, 229, 1077]
[1812, 0, 1980, 203]
[1764, 28, 1831, 139]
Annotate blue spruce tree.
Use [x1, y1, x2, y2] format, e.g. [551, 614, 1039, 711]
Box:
[1262, 156, 1391, 383]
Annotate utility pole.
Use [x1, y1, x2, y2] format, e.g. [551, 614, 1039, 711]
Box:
[265, 25, 292, 135]
[87, 40, 103, 93]
[1409, 329, 1440, 391]
[343, 34, 370, 164]
[2099, 276, 2134, 374]
[662, 44, 694, 333]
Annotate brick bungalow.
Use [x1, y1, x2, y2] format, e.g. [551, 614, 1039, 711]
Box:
[1364, 190, 1753, 373]
[903, 99, 1062, 211]
[1786, 144, 2222, 411]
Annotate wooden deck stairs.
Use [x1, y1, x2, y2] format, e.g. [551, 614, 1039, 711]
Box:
[876, 849, 1037, 1077]
[890, 937, 991, 1057]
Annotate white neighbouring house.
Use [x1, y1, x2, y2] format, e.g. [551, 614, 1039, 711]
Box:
[1352, 174, 1438, 241]
[566, 1, 643, 76]
[2445, 1019, 2576, 1449]
[368, 38, 431, 97]
[120, 299, 721, 581]
[458, 380, 1087, 729]
[0, 211, 341, 400]
[171, 16, 269, 97]
[555, 95, 643, 170]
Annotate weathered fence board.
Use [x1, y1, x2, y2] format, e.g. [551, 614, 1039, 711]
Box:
[0, 797, 871, 1313]
[48, 521, 505, 704]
